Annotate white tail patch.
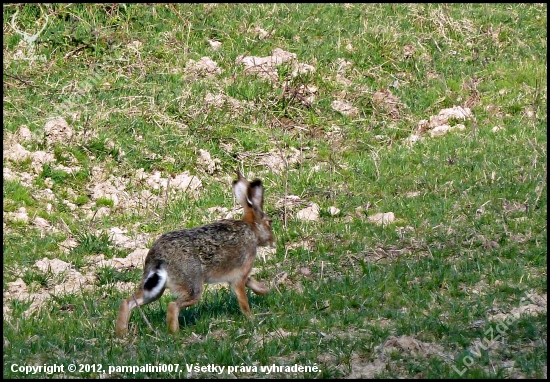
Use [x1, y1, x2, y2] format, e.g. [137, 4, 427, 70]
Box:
[143, 268, 167, 300]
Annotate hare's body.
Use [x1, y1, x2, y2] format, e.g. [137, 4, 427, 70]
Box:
[116, 172, 273, 337]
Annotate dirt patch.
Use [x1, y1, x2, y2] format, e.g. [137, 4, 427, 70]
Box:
[346, 354, 386, 379]
[2, 139, 29, 163]
[275, 195, 325, 224]
[91, 170, 202, 210]
[185, 57, 222, 77]
[3, 248, 150, 319]
[347, 335, 453, 378]
[204, 92, 255, 114]
[103, 281, 136, 293]
[3, 139, 55, 172]
[253, 26, 273, 39]
[275, 195, 307, 209]
[197, 149, 221, 175]
[44, 117, 74, 146]
[206, 206, 243, 221]
[4, 207, 30, 224]
[285, 239, 315, 251]
[103, 227, 149, 250]
[34, 257, 72, 274]
[257, 246, 277, 262]
[379, 335, 449, 358]
[16, 125, 33, 141]
[335, 58, 354, 87]
[415, 106, 472, 137]
[58, 237, 79, 254]
[141, 170, 202, 197]
[207, 39, 222, 50]
[32, 216, 55, 234]
[331, 100, 359, 118]
[404, 191, 421, 197]
[253, 328, 293, 347]
[488, 292, 547, 321]
[367, 212, 396, 226]
[291, 62, 315, 77]
[3, 168, 36, 188]
[83, 248, 149, 271]
[238, 48, 294, 82]
[258, 147, 302, 175]
[372, 89, 401, 119]
[271, 271, 304, 294]
[3, 258, 95, 318]
[296, 203, 320, 222]
[237, 48, 314, 84]
[327, 206, 340, 216]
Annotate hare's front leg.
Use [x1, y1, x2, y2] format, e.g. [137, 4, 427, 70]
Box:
[231, 277, 253, 318]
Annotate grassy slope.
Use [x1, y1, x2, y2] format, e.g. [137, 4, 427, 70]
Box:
[3, 4, 546, 378]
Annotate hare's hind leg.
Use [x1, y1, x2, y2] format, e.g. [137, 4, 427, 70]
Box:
[115, 268, 168, 337]
[246, 277, 270, 295]
[166, 287, 203, 333]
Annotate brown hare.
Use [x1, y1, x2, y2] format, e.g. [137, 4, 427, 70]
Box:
[116, 171, 273, 337]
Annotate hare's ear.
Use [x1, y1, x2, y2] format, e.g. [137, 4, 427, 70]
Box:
[248, 179, 264, 210]
[233, 171, 252, 208]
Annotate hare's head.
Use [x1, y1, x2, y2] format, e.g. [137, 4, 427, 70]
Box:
[233, 171, 274, 247]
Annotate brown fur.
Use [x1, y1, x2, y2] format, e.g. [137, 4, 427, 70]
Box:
[115, 171, 273, 337]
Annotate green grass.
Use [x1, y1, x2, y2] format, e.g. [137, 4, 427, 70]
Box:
[3, 3, 546, 379]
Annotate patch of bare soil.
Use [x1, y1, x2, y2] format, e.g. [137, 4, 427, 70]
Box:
[270, 271, 304, 294]
[203, 92, 255, 115]
[346, 354, 387, 379]
[44, 117, 74, 146]
[3, 168, 35, 188]
[252, 328, 293, 348]
[296, 203, 320, 222]
[285, 239, 315, 251]
[275, 195, 307, 209]
[335, 58, 354, 87]
[418, 106, 472, 136]
[206, 205, 243, 221]
[185, 57, 222, 77]
[237, 48, 315, 84]
[3, 258, 95, 318]
[379, 335, 449, 358]
[367, 212, 396, 226]
[252, 26, 273, 40]
[3, 134, 55, 174]
[3, 207, 30, 224]
[196, 149, 221, 175]
[256, 246, 277, 262]
[238, 48, 296, 82]
[207, 39, 222, 50]
[372, 88, 401, 119]
[347, 335, 454, 378]
[3, 248, 150, 319]
[90, 169, 202, 211]
[103, 227, 149, 250]
[257, 147, 302, 175]
[274, 194, 321, 223]
[488, 292, 547, 321]
[331, 100, 359, 118]
[83, 248, 149, 271]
